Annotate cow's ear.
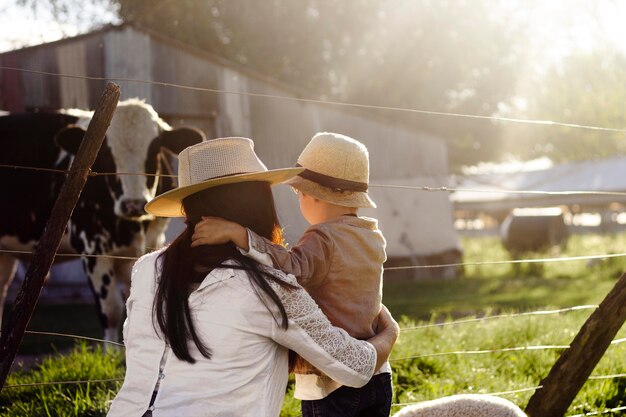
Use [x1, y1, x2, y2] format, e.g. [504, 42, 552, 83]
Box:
[55, 126, 86, 154]
[160, 127, 205, 154]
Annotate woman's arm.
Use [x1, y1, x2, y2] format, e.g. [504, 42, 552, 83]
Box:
[367, 305, 399, 371]
[266, 269, 398, 387]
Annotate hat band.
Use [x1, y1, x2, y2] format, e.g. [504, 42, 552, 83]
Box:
[295, 164, 368, 192]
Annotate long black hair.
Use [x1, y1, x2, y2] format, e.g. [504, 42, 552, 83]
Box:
[153, 181, 294, 363]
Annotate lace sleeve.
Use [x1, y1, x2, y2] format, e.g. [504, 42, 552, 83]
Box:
[265, 267, 376, 387]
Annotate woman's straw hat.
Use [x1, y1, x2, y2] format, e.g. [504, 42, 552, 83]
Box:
[285, 132, 376, 208]
[145, 137, 303, 217]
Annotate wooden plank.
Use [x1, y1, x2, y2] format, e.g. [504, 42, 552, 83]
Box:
[525, 270, 626, 417]
[0, 82, 121, 391]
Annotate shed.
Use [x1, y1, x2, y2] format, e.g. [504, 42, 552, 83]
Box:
[452, 156, 626, 234]
[1, 23, 461, 285]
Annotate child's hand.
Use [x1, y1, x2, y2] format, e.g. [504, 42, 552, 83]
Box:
[191, 217, 248, 250]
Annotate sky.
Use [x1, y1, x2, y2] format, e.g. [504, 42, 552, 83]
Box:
[1, 1, 625, 56]
[0, 0, 119, 52]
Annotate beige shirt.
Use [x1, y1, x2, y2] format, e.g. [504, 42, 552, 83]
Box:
[245, 215, 388, 400]
[107, 251, 377, 417]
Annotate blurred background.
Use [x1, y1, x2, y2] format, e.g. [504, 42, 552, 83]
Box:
[2, 0, 625, 168]
[2, 1, 626, 414]
[3, 0, 626, 320]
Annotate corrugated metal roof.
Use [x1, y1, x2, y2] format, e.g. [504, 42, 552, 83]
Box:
[452, 156, 626, 209]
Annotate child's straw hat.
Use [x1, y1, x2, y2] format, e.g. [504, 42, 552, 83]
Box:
[145, 137, 303, 217]
[286, 132, 376, 208]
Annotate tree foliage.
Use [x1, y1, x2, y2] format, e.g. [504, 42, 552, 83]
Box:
[495, 49, 626, 164]
[115, 0, 533, 170]
[15, 0, 626, 170]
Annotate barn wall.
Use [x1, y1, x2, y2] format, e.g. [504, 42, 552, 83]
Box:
[217, 70, 449, 179]
[219, 68, 253, 138]
[57, 42, 90, 109]
[149, 38, 220, 118]
[0, 24, 461, 262]
[313, 106, 449, 179]
[0, 47, 59, 111]
[104, 27, 152, 102]
[0, 32, 107, 111]
[212, 66, 458, 255]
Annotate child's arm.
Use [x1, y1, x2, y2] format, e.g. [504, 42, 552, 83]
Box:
[246, 226, 332, 285]
[192, 217, 332, 286]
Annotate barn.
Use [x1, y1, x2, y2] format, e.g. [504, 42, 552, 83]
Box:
[0, 23, 461, 294]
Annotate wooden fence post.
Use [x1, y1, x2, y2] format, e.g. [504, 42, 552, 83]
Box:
[525, 270, 626, 417]
[0, 82, 121, 391]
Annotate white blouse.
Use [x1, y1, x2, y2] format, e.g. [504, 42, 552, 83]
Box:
[107, 250, 377, 417]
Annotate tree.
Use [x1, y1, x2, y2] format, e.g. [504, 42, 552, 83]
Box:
[15, 0, 626, 170]
[499, 49, 626, 163]
[115, 0, 531, 170]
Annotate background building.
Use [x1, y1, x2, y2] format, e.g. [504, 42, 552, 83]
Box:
[1, 23, 461, 299]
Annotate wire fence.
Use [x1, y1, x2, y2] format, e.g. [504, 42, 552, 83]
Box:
[1, 66, 625, 414]
[1, 302, 600, 346]
[4, 160, 626, 197]
[3, 248, 626, 271]
[3, 304, 622, 381]
[2, 66, 626, 272]
[568, 406, 626, 417]
[4, 320, 626, 417]
[401, 305, 598, 331]
[2, 66, 625, 134]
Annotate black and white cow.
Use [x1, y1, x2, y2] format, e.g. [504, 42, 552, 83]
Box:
[0, 99, 204, 342]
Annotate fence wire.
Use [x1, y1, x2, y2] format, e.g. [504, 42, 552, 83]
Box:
[5, 161, 626, 198]
[3, 248, 626, 271]
[3, 378, 124, 389]
[11, 317, 625, 364]
[569, 406, 626, 417]
[401, 305, 598, 331]
[2, 66, 625, 134]
[1, 64, 625, 413]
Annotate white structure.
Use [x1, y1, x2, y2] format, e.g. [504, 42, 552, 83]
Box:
[452, 156, 626, 235]
[392, 394, 527, 417]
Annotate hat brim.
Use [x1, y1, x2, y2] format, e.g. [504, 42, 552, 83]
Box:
[285, 175, 376, 209]
[145, 167, 304, 217]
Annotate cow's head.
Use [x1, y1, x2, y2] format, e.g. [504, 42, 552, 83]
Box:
[55, 99, 205, 221]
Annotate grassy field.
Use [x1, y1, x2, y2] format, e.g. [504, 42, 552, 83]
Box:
[2, 233, 626, 415]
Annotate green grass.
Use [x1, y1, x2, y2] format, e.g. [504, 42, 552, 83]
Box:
[1, 342, 123, 417]
[390, 311, 626, 415]
[3, 233, 626, 416]
[383, 233, 626, 320]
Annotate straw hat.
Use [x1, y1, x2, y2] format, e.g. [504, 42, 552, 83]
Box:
[286, 132, 376, 208]
[145, 137, 303, 217]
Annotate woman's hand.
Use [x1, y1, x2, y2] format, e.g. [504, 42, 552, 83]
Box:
[191, 216, 249, 250]
[367, 305, 399, 371]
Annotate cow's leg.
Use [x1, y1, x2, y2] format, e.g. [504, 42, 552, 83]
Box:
[0, 253, 19, 327]
[83, 256, 125, 347]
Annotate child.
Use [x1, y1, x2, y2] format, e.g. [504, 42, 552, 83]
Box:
[192, 132, 391, 417]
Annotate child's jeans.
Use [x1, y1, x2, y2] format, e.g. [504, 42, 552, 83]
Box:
[301, 372, 393, 417]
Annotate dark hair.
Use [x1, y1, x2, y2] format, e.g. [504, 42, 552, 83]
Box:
[153, 181, 294, 363]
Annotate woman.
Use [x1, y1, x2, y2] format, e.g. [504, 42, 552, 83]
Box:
[107, 137, 399, 417]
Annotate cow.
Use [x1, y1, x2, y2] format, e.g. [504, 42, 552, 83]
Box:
[0, 99, 205, 342]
